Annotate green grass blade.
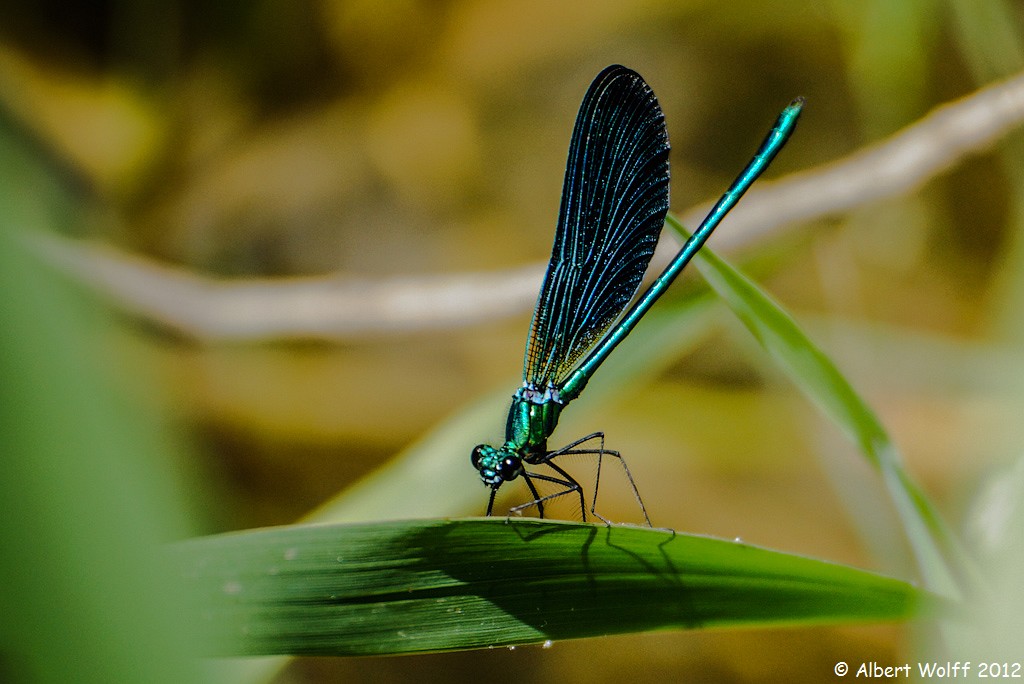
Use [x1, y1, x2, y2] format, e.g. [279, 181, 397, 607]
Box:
[668, 215, 963, 599]
[171, 518, 929, 657]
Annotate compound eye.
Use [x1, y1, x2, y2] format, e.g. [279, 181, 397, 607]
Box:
[470, 445, 486, 469]
[497, 456, 521, 481]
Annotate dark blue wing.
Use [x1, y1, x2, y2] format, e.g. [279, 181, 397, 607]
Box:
[523, 65, 670, 387]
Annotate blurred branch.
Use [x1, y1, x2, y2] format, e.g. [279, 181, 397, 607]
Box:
[27, 234, 542, 339]
[27, 70, 1024, 341]
[696, 69, 1024, 251]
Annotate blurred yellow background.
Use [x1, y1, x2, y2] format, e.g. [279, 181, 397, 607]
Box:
[2, 0, 1022, 681]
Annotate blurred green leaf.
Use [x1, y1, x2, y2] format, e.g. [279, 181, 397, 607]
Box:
[962, 453, 1024, 659]
[0, 101, 211, 683]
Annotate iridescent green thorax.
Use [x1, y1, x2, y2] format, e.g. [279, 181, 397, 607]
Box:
[504, 384, 564, 453]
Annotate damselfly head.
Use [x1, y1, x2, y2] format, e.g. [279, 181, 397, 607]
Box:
[471, 444, 523, 487]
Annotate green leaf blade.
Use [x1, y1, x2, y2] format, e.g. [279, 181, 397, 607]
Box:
[172, 519, 929, 657]
[669, 214, 964, 600]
